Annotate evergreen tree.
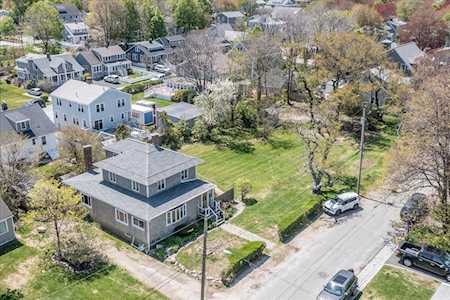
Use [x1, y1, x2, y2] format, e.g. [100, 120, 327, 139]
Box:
[173, 0, 207, 32]
[123, 0, 141, 42]
[149, 7, 167, 39]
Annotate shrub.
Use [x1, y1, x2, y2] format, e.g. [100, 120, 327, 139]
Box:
[236, 178, 252, 201]
[236, 101, 257, 130]
[221, 241, 265, 286]
[122, 79, 162, 94]
[277, 202, 322, 243]
[0, 289, 24, 300]
[172, 89, 197, 103]
[115, 124, 131, 140]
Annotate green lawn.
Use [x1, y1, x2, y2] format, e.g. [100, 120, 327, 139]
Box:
[182, 118, 397, 241]
[0, 241, 37, 293]
[0, 81, 32, 109]
[362, 266, 439, 300]
[131, 92, 172, 107]
[25, 264, 167, 300]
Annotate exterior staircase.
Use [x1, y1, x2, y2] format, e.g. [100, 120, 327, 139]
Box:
[199, 201, 225, 226]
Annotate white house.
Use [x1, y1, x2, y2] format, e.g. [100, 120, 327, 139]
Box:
[0, 103, 59, 162]
[63, 22, 89, 44]
[50, 80, 132, 131]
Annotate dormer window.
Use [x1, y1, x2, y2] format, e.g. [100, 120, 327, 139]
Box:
[181, 169, 188, 182]
[108, 171, 116, 183]
[131, 180, 139, 192]
[16, 120, 30, 131]
[157, 179, 166, 191]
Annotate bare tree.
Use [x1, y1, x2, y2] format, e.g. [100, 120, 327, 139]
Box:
[393, 59, 450, 231]
[87, 0, 125, 46]
[172, 31, 219, 92]
[0, 132, 33, 217]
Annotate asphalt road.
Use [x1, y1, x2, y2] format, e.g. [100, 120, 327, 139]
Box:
[246, 190, 408, 300]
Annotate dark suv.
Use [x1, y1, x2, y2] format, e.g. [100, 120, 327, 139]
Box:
[317, 269, 359, 300]
[400, 193, 428, 223]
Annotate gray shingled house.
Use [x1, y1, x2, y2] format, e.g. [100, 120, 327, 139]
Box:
[64, 139, 223, 250]
[0, 197, 16, 247]
[388, 42, 425, 75]
[156, 102, 203, 128]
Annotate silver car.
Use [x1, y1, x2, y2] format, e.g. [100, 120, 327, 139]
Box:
[317, 269, 358, 300]
[323, 192, 360, 216]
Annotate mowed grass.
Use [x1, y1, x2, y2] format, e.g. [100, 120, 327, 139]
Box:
[0, 241, 37, 293]
[25, 264, 167, 300]
[362, 266, 439, 300]
[183, 119, 397, 241]
[0, 81, 32, 109]
[131, 92, 172, 107]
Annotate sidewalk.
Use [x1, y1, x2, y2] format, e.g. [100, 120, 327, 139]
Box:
[221, 222, 276, 250]
[357, 244, 395, 289]
[431, 283, 450, 300]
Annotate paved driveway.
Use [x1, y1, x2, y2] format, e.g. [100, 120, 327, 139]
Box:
[229, 190, 409, 300]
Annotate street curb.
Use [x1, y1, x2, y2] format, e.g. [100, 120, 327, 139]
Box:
[357, 245, 395, 289]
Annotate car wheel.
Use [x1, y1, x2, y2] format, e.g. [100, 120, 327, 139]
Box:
[403, 258, 413, 267]
[446, 274, 450, 282]
[353, 203, 359, 209]
[335, 209, 342, 215]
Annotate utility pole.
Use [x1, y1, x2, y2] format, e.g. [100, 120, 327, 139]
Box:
[357, 104, 367, 196]
[200, 209, 208, 300]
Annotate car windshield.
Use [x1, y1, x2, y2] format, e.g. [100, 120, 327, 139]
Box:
[324, 281, 344, 296]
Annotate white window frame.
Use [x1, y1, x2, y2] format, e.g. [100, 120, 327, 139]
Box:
[0, 219, 8, 236]
[115, 208, 128, 225]
[108, 171, 116, 183]
[131, 180, 139, 192]
[132, 216, 145, 231]
[166, 203, 187, 226]
[157, 179, 166, 191]
[181, 169, 189, 182]
[81, 194, 92, 208]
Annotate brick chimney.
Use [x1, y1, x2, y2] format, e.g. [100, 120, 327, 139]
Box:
[83, 145, 93, 171]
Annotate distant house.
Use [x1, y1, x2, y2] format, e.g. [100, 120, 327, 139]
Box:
[63, 22, 89, 44]
[271, 6, 301, 20]
[156, 35, 186, 49]
[64, 138, 222, 250]
[50, 80, 131, 131]
[54, 3, 82, 23]
[157, 102, 203, 128]
[125, 41, 171, 68]
[0, 197, 15, 247]
[248, 15, 286, 32]
[75, 46, 131, 79]
[388, 42, 425, 75]
[15, 54, 84, 88]
[216, 11, 245, 27]
[0, 103, 59, 161]
[267, 0, 300, 6]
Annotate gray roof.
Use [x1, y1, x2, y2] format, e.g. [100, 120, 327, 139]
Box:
[219, 11, 244, 19]
[77, 50, 101, 66]
[0, 197, 13, 220]
[65, 171, 213, 220]
[164, 35, 185, 42]
[96, 139, 202, 186]
[158, 102, 203, 121]
[54, 3, 81, 17]
[25, 54, 84, 77]
[390, 42, 425, 69]
[50, 80, 126, 105]
[0, 103, 57, 138]
[93, 45, 126, 58]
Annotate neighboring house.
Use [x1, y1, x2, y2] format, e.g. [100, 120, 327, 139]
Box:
[64, 138, 223, 250]
[50, 80, 131, 131]
[157, 102, 203, 128]
[216, 11, 245, 27]
[76, 46, 131, 78]
[54, 3, 82, 23]
[15, 54, 84, 88]
[267, 0, 300, 6]
[63, 22, 89, 44]
[0, 103, 59, 161]
[125, 41, 171, 68]
[248, 15, 286, 32]
[0, 197, 15, 247]
[388, 42, 425, 75]
[156, 35, 186, 49]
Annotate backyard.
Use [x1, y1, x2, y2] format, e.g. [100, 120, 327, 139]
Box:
[131, 91, 172, 107]
[362, 266, 439, 300]
[0, 81, 32, 109]
[182, 116, 397, 242]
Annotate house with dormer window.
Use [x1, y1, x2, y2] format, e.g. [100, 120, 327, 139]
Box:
[15, 53, 84, 88]
[0, 103, 59, 162]
[64, 138, 223, 250]
[76, 46, 131, 79]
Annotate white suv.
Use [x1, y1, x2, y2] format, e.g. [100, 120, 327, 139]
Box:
[323, 192, 360, 216]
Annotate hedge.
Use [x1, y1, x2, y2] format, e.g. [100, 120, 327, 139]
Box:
[277, 201, 322, 243]
[221, 241, 265, 286]
[122, 79, 162, 94]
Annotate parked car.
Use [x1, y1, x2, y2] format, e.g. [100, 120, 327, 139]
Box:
[104, 75, 120, 84]
[27, 98, 46, 108]
[317, 269, 359, 300]
[400, 193, 428, 223]
[28, 88, 42, 96]
[323, 192, 360, 216]
[398, 241, 450, 281]
[153, 64, 170, 73]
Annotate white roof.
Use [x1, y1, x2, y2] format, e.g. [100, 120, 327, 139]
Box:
[64, 22, 88, 32]
[337, 192, 359, 201]
[132, 104, 153, 113]
[50, 80, 111, 104]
